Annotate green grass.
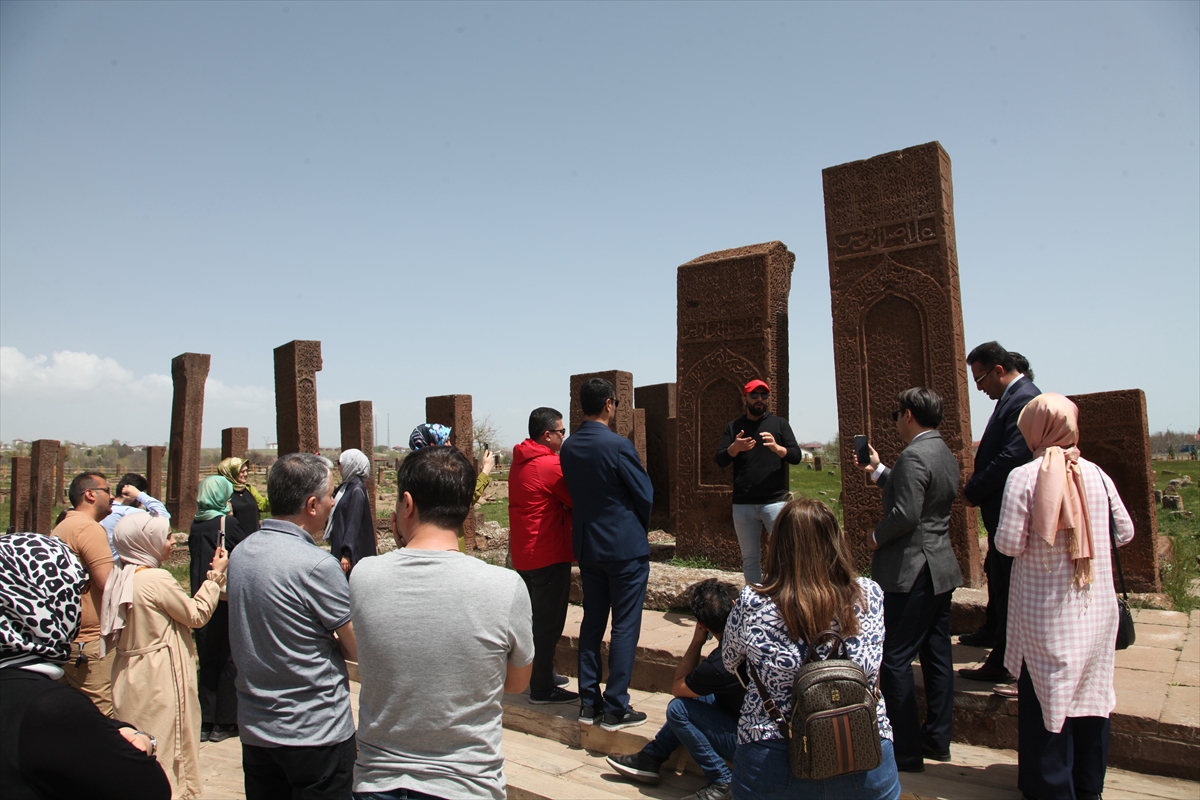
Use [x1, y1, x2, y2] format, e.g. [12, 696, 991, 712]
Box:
[1153, 459, 1200, 613]
[789, 462, 844, 525]
[480, 497, 509, 527]
[668, 554, 722, 570]
[165, 560, 190, 591]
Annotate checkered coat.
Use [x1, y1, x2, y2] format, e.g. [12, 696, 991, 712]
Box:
[995, 456, 1135, 733]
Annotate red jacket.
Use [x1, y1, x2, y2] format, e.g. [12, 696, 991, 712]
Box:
[509, 439, 574, 571]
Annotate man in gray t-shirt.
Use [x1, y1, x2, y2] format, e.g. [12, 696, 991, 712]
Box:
[228, 453, 359, 800]
[351, 446, 534, 800]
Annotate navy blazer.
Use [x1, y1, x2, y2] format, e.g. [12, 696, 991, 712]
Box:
[559, 420, 654, 562]
[963, 377, 1041, 533]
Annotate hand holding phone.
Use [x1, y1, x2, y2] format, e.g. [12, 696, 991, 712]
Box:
[854, 435, 870, 466]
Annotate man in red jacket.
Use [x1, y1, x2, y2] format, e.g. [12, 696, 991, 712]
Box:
[509, 407, 579, 704]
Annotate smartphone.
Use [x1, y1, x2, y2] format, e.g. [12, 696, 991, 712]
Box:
[217, 516, 226, 551]
[854, 435, 870, 466]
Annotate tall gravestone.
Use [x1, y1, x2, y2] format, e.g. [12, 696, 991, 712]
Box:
[56, 445, 67, 504]
[1069, 389, 1160, 592]
[676, 242, 794, 569]
[426, 395, 476, 550]
[340, 401, 377, 524]
[9, 456, 30, 531]
[146, 446, 165, 500]
[823, 142, 980, 585]
[221, 428, 249, 461]
[165, 353, 210, 529]
[569, 370, 647, 468]
[274, 340, 323, 457]
[30, 439, 60, 534]
[636, 383, 677, 531]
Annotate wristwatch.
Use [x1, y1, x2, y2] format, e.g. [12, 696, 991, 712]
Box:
[134, 730, 157, 757]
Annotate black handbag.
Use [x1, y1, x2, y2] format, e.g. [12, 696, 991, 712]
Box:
[1108, 496, 1136, 650]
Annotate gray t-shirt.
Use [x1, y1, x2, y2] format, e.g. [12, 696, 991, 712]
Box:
[350, 548, 535, 799]
[228, 518, 355, 748]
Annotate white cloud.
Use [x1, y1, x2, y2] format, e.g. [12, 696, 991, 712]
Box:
[0, 346, 170, 400]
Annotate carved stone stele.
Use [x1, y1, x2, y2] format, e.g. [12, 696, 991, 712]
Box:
[166, 353, 210, 529]
[823, 142, 979, 585]
[425, 395, 476, 550]
[636, 383, 677, 532]
[274, 341, 323, 457]
[569, 371, 646, 469]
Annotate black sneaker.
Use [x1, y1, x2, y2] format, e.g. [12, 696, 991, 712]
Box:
[684, 784, 732, 800]
[529, 687, 580, 705]
[922, 741, 951, 762]
[208, 724, 238, 744]
[200, 725, 213, 743]
[600, 708, 648, 731]
[606, 751, 664, 785]
[579, 705, 598, 725]
[554, 674, 570, 686]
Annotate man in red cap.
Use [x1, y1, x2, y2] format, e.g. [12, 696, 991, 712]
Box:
[715, 379, 802, 584]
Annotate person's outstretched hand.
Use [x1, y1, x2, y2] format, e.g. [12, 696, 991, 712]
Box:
[481, 450, 495, 475]
[728, 430, 756, 456]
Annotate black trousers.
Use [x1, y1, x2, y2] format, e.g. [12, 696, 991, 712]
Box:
[196, 601, 238, 725]
[517, 561, 573, 697]
[1017, 664, 1109, 800]
[243, 735, 356, 800]
[983, 528, 1014, 670]
[880, 563, 955, 764]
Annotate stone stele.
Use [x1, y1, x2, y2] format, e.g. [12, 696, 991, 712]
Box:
[823, 142, 980, 586]
[635, 382, 677, 532]
[146, 446, 165, 501]
[221, 428, 249, 461]
[340, 400, 377, 525]
[426, 394, 477, 550]
[166, 353, 210, 529]
[675, 241, 794, 570]
[30, 439, 60, 535]
[1068, 389, 1160, 592]
[569, 371, 647, 469]
[274, 340, 322, 457]
[9, 455, 31, 532]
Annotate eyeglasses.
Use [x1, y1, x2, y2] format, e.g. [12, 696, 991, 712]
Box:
[891, 408, 906, 421]
[550, 429, 566, 436]
[90, 485, 111, 495]
[972, 369, 990, 387]
[609, 398, 620, 408]
[748, 391, 769, 399]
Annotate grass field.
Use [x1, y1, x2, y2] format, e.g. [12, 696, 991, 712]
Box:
[1151, 459, 1200, 612]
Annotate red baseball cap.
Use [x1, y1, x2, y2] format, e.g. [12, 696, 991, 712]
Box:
[744, 380, 770, 395]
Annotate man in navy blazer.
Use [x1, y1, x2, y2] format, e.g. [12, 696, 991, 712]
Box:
[560, 377, 654, 731]
[959, 342, 1041, 683]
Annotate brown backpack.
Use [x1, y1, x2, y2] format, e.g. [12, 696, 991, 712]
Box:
[747, 630, 882, 781]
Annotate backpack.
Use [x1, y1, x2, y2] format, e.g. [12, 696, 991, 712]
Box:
[747, 630, 882, 781]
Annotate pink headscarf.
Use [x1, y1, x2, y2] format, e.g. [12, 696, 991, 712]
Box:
[99, 513, 171, 655]
[1016, 393, 1094, 589]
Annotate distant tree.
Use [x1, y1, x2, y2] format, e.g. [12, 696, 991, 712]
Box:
[473, 414, 501, 457]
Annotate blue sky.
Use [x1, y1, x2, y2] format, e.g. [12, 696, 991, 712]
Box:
[2, 1, 1197, 451]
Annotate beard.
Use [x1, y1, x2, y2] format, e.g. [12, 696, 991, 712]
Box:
[748, 401, 766, 416]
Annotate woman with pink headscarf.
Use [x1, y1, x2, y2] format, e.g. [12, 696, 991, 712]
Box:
[100, 513, 229, 800]
[995, 393, 1134, 800]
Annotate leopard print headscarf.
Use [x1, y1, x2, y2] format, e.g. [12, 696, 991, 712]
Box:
[0, 533, 87, 669]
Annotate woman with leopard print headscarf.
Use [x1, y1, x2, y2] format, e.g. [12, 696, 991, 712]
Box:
[0, 532, 170, 799]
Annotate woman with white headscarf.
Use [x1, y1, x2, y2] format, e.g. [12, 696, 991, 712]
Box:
[102, 513, 229, 800]
[1, 532, 171, 799]
[327, 448, 378, 575]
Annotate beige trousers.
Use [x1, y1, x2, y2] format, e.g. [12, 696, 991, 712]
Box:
[60, 638, 115, 717]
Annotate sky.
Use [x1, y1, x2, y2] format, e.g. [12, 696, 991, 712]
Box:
[1, 1, 1197, 452]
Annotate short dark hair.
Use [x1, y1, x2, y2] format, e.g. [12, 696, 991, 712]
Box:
[396, 447, 475, 530]
[966, 341, 1018, 373]
[115, 473, 149, 497]
[689, 579, 735, 636]
[1008, 351, 1035, 383]
[68, 472, 108, 507]
[528, 407, 563, 440]
[267, 453, 332, 517]
[580, 378, 615, 416]
[896, 387, 944, 429]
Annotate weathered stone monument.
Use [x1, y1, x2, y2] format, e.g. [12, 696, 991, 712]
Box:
[146, 446, 165, 500]
[165, 353, 210, 529]
[676, 242, 794, 569]
[635, 383, 677, 531]
[1069, 389, 1160, 592]
[274, 340, 322, 457]
[30, 439, 60, 534]
[56, 445, 67, 504]
[569, 371, 647, 468]
[340, 401, 377, 524]
[221, 427, 249, 461]
[9, 455, 30, 531]
[425, 394, 476, 550]
[823, 142, 980, 585]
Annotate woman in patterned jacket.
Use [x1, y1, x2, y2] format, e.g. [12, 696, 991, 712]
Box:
[722, 498, 901, 800]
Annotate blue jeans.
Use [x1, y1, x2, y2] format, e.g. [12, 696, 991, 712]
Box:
[732, 737, 901, 800]
[643, 695, 738, 785]
[731, 502, 787, 584]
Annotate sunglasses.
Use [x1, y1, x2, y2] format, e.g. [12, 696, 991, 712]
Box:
[891, 408, 906, 421]
[748, 391, 769, 399]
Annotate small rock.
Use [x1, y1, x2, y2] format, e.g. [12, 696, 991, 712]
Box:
[1162, 470, 1178, 475]
[818, 491, 828, 496]
[1162, 494, 1185, 511]
[828, 471, 836, 476]
[1181, 475, 1193, 486]
[1155, 489, 1163, 505]
[1167, 479, 1182, 489]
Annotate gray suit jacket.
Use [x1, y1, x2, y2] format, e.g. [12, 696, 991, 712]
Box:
[870, 430, 964, 595]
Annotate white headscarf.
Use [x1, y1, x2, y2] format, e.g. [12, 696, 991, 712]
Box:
[339, 449, 371, 482]
[99, 513, 170, 656]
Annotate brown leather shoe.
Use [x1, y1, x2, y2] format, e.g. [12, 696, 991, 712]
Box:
[958, 663, 1014, 682]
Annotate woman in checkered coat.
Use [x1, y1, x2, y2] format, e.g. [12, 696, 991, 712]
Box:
[995, 393, 1134, 800]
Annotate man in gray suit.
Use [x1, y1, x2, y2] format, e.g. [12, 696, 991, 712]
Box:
[859, 387, 963, 773]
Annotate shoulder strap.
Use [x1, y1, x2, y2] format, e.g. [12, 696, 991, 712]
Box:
[1104, 477, 1129, 599]
[746, 660, 790, 740]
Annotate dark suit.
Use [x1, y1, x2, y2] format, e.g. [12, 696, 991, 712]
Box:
[963, 376, 1040, 667]
[872, 431, 963, 766]
[560, 420, 654, 716]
